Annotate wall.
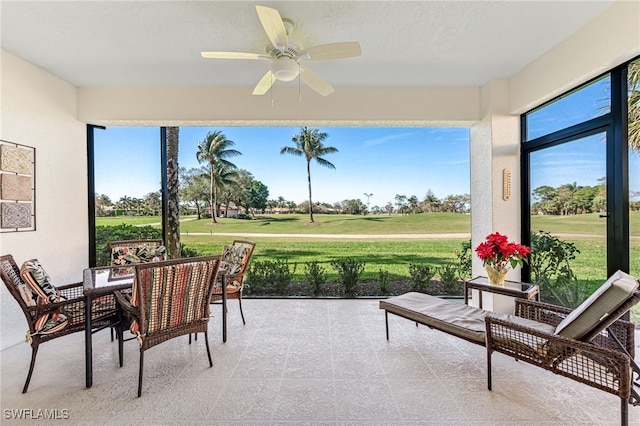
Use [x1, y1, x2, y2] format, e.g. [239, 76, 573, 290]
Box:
[78, 86, 481, 127]
[0, 50, 87, 349]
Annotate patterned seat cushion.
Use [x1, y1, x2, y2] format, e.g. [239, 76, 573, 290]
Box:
[220, 245, 250, 274]
[111, 245, 166, 267]
[20, 259, 68, 335]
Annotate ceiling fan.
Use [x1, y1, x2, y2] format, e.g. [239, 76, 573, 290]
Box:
[201, 5, 361, 96]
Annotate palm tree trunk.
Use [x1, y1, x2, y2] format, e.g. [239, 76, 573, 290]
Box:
[307, 160, 314, 223]
[165, 127, 181, 259]
[210, 167, 217, 223]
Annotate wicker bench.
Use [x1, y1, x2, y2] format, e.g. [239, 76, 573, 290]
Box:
[380, 286, 640, 426]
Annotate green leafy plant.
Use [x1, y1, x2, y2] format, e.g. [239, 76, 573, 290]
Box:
[530, 230, 584, 308]
[454, 239, 472, 280]
[408, 263, 436, 292]
[180, 244, 203, 258]
[246, 259, 296, 296]
[330, 258, 365, 297]
[378, 269, 390, 295]
[304, 260, 327, 297]
[438, 264, 460, 294]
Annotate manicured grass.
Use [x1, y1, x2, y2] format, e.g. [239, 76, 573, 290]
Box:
[97, 216, 163, 226]
[532, 211, 640, 236]
[179, 213, 471, 235]
[181, 234, 466, 282]
[98, 212, 640, 284]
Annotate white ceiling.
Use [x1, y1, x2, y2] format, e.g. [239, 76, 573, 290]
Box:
[0, 1, 615, 90]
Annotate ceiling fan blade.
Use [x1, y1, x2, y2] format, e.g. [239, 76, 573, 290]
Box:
[252, 70, 276, 95]
[201, 51, 269, 60]
[300, 42, 362, 61]
[300, 65, 334, 96]
[255, 5, 288, 51]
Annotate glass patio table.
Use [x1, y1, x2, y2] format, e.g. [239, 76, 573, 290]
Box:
[83, 265, 134, 388]
[464, 276, 540, 309]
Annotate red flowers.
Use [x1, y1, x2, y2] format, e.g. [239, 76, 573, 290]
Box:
[475, 232, 531, 271]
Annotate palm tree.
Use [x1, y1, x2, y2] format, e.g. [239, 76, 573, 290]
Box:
[629, 59, 639, 153]
[165, 126, 180, 258]
[280, 127, 338, 223]
[196, 131, 241, 223]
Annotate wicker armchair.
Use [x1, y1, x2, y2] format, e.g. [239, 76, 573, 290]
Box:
[211, 240, 255, 333]
[0, 254, 117, 393]
[114, 256, 220, 397]
[486, 294, 640, 426]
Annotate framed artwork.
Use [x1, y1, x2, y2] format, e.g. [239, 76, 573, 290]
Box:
[0, 140, 35, 232]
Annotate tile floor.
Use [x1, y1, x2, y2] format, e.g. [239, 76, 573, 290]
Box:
[1, 298, 639, 425]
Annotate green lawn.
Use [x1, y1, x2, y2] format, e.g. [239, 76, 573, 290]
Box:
[180, 234, 467, 282]
[179, 212, 471, 235]
[97, 216, 163, 226]
[96, 211, 640, 320]
[97, 212, 639, 285]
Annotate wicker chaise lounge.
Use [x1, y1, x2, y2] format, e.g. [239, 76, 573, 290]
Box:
[380, 271, 640, 426]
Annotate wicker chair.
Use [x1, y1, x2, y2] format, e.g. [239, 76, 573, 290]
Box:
[106, 239, 166, 339]
[382, 271, 639, 426]
[211, 240, 255, 333]
[114, 256, 220, 397]
[0, 254, 117, 393]
[486, 291, 640, 426]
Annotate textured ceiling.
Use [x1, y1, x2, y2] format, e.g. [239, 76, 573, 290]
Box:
[0, 1, 615, 89]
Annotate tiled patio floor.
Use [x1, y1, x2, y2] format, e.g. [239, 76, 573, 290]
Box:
[1, 298, 638, 425]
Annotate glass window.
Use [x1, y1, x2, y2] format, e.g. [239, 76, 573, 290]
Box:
[93, 127, 161, 265]
[526, 75, 611, 141]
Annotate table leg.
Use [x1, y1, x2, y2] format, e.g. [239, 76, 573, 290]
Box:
[222, 279, 227, 343]
[478, 291, 483, 309]
[85, 294, 93, 388]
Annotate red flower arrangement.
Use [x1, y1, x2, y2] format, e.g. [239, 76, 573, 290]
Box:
[475, 232, 531, 272]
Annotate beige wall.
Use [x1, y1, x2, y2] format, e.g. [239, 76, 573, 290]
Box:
[0, 50, 88, 349]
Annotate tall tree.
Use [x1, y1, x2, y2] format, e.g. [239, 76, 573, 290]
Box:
[629, 59, 640, 153]
[180, 167, 209, 220]
[196, 131, 241, 223]
[280, 127, 338, 223]
[165, 126, 181, 259]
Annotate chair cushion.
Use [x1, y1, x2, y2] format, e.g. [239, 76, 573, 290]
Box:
[20, 259, 59, 304]
[111, 245, 166, 266]
[554, 270, 639, 340]
[33, 312, 68, 335]
[20, 259, 69, 335]
[220, 245, 250, 274]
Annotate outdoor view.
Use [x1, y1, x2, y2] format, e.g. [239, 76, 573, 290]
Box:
[93, 60, 640, 315]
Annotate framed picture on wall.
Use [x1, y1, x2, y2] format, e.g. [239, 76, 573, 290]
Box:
[0, 140, 36, 232]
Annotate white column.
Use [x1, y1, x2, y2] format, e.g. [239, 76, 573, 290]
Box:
[469, 80, 522, 313]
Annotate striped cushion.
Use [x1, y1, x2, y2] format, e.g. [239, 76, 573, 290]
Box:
[129, 261, 214, 336]
[554, 270, 639, 340]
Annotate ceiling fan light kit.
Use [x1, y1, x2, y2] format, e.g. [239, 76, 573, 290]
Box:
[201, 5, 361, 97]
[270, 57, 299, 82]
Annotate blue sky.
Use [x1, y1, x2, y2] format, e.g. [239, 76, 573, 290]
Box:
[95, 126, 471, 207]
